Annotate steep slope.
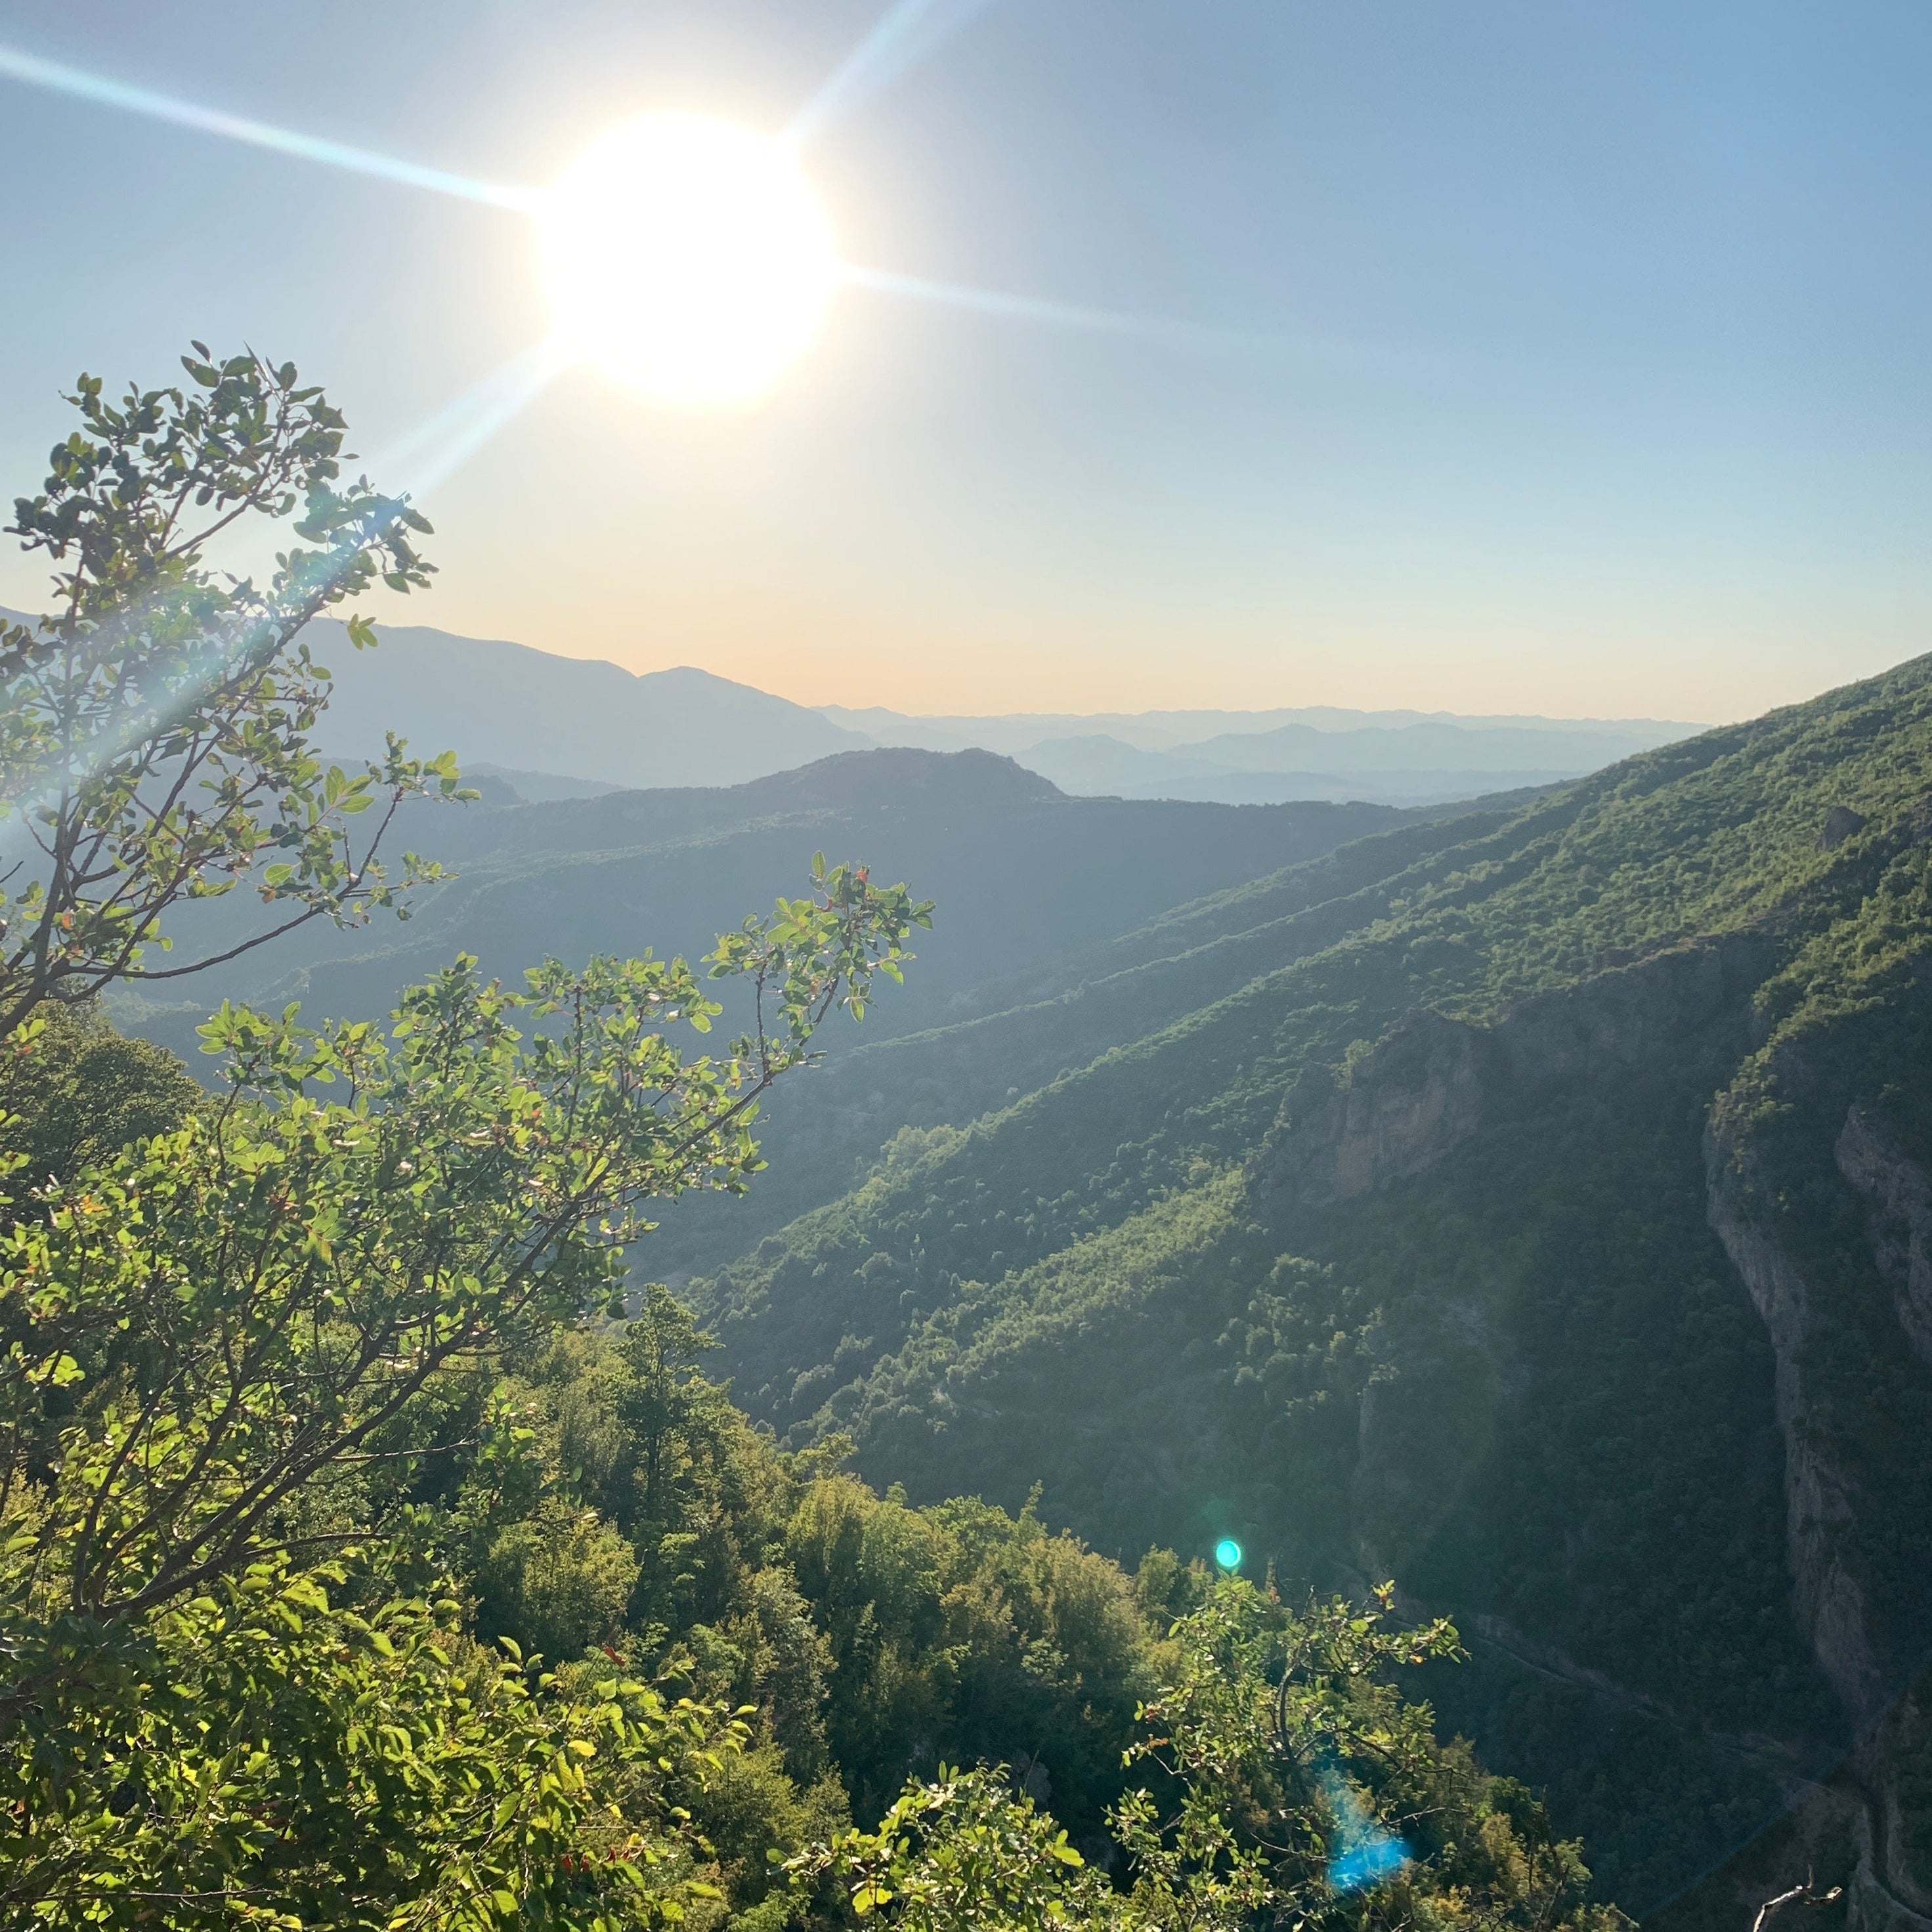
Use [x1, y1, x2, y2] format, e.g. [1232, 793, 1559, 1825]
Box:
[692, 655, 1932, 1918]
[651, 794, 1529, 1277]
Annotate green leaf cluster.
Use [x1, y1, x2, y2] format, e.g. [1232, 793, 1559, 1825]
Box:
[0, 865, 927, 1924]
[0, 345, 463, 1042]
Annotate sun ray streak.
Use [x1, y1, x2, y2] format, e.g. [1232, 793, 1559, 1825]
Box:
[841, 263, 1331, 360]
[0, 600, 349, 847]
[0, 41, 534, 211]
[788, 0, 997, 145]
[385, 344, 563, 501]
[366, 341, 564, 489]
[1, 345, 560, 834]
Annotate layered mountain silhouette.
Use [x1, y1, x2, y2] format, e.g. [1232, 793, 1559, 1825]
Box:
[312, 620, 867, 789]
[828, 699, 1701, 806]
[119, 748, 1406, 1065]
[305, 616, 1692, 806]
[1, 604, 1700, 806]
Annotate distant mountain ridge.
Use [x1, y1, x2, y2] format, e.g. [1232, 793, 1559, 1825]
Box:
[1012, 726, 1635, 807]
[816, 701, 1704, 753]
[835, 706, 1706, 807]
[0, 605, 1713, 811]
[310, 620, 868, 789]
[298, 616, 1695, 807]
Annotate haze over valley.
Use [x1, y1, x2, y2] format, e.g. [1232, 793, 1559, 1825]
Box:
[309, 617, 1703, 808]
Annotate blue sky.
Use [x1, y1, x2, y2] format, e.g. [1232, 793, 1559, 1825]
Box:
[1, 1, 1928, 719]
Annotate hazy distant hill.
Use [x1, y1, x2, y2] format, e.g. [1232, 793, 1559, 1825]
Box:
[1172, 717, 1675, 775]
[690, 656, 1932, 1921]
[118, 748, 1404, 1067]
[825, 700, 1703, 807]
[0, 605, 1698, 805]
[1016, 731, 1585, 805]
[311, 620, 867, 788]
[464, 763, 621, 803]
[303, 614, 1704, 808]
[818, 700, 1702, 756]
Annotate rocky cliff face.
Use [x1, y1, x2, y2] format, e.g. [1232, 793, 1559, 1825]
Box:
[1258, 930, 1932, 1927]
[1836, 1104, 1932, 1372]
[1255, 937, 1771, 1212]
[1254, 933, 1919, 1728]
[1260, 1012, 1492, 1209]
[1703, 1109, 1887, 1727]
[1700, 1076, 1932, 1932]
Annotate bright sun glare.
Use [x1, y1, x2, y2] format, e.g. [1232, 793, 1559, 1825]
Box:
[538, 114, 839, 408]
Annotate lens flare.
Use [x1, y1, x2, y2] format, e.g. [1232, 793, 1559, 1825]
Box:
[370, 343, 566, 502]
[788, 0, 996, 145]
[0, 41, 528, 209]
[538, 114, 839, 407]
[1321, 1769, 1409, 1893]
[842, 263, 1273, 353]
[1214, 1537, 1243, 1570]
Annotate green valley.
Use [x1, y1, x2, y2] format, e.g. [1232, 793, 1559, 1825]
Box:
[688, 654, 1932, 1921]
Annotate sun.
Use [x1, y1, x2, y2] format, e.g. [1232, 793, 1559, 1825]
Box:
[537, 114, 840, 408]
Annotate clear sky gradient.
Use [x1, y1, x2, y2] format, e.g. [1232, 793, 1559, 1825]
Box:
[1, 1, 1928, 721]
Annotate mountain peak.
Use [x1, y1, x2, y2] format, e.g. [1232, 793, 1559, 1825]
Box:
[732, 746, 1063, 811]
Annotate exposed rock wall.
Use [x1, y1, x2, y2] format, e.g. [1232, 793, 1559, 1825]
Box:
[1696, 1088, 1932, 1931]
[1703, 1120, 1887, 1725]
[1255, 936, 1771, 1211]
[1261, 1012, 1492, 1209]
[1493, 934, 1771, 1094]
[1250, 924, 1932, 1919]
[1836, 1104, 1932, 1371]
[1254, 930, 1901, 1732]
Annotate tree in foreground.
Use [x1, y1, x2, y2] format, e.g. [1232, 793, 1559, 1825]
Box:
[0, 861, 928, 1924]
[0, 347, 464, 1043]
[0, 341, 933, 1927]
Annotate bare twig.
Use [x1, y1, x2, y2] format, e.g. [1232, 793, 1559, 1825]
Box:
[1751, 1869, 1843, 1932]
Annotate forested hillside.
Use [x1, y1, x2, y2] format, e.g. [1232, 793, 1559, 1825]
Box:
[653, 794, 1529, 1276]
[691, 652, 1932, 1922]
[117, 749, 1403, 1063]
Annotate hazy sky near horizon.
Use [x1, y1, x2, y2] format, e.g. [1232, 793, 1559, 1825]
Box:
[1, 1, 1929, 722]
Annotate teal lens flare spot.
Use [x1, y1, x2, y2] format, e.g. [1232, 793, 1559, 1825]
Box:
[1214, 1537, 1243, 1570]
